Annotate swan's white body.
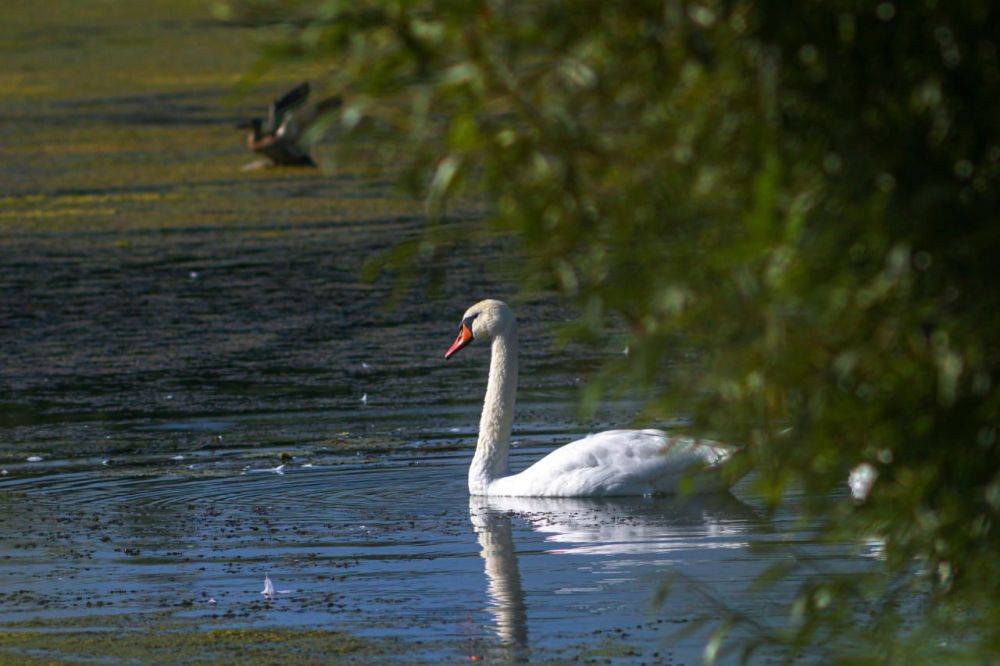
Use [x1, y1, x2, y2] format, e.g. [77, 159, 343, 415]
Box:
[488, 430, 734, 497]
[448, 300, 738, 497]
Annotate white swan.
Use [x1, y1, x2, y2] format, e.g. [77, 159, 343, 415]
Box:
[444, 299, 740, 497]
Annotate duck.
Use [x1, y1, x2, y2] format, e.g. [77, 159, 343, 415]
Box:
[237, 82, 342, 169]
[444, 299, 740, 497]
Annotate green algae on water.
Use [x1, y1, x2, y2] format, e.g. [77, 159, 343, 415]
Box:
[0, 627, 382, 664]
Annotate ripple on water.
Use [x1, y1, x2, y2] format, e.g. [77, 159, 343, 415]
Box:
[0, 445, 879, 661]
[3, 453, 460, 516]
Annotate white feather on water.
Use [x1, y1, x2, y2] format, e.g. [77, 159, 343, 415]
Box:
[246, 464, 285, 475]
[261, 575, 291, 597]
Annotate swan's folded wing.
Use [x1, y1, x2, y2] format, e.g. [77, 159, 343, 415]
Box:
[492, 430, 734, 497]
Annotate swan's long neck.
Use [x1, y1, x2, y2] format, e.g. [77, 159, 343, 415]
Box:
[469, 329, 518, 494]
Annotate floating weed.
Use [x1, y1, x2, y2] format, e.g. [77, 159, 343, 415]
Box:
[0, 627, 383, 664]
[0, 207, 118, 220]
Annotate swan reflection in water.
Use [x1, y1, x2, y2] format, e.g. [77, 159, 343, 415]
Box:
[468, 493, 759, 653]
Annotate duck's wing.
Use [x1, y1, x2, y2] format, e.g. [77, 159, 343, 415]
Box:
[295, 95, 343, 131]
[490, 430, 738, 497]
[274, 94, 342, 150]
[266, 81, 311, 133]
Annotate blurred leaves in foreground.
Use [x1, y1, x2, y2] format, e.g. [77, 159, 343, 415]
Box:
[221, 0, 999, 660]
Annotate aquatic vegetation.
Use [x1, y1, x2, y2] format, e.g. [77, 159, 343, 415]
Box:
[0, 626, 381, 664]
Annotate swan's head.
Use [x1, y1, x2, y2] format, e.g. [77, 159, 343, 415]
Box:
[444, 299, 514, 359]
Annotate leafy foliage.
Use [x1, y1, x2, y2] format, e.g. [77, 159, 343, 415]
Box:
[226, 0, 999, 659]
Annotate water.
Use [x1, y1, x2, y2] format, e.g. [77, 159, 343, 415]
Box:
[0, 221, 803, 662]
[0, 233, 878, 663]
[0, 328, 878, 662]
[0, 439, 878, 662]
[0, 3, 880, 661]
[0, 225, 877, 661]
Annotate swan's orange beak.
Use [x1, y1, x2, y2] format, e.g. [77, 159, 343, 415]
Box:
[445, 324, 473, 359]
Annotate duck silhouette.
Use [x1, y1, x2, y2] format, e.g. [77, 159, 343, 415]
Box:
[238, 82, 341, 169]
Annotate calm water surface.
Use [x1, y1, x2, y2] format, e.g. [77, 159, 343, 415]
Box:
[0, 227, 878, 663]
